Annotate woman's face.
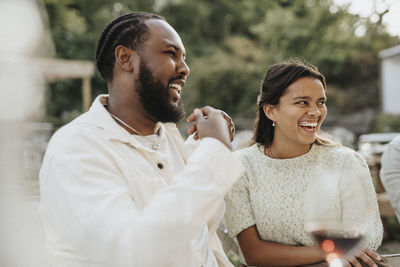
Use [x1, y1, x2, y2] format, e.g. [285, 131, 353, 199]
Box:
[265, 76, 327, 149]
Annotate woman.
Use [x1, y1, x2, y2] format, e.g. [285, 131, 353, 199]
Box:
[224, 61, 383, 267]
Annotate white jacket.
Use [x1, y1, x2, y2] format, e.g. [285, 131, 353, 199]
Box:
[39, 95, 244, 267]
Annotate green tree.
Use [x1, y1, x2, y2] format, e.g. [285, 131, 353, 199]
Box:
[161, 0, 398, 118]
[43, 0, 399, 127]
[43, 0, 156, 124]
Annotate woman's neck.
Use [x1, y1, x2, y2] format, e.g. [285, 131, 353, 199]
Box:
[265, 141, 312, 159]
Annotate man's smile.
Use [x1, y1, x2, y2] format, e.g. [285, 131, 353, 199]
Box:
[168, 79, 184, 102]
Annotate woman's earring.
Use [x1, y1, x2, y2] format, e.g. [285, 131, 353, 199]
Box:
[272, 122, 275, 127]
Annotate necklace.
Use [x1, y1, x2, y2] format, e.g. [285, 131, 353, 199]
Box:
[110, 113, 142, 136]
[109, 113, 160, 150]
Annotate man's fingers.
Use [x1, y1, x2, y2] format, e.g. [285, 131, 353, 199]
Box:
[221, 110, 232, 124]
[185, 106, 232, 148]
[187, 106, 217, 123]
[220, 110, 235, 141]
[198, 106, 213, 117]
[193, 108, 206, 122]
[186, 112, 196, 123]
[190, 109, 206, 139]
[187, 108, 206, 123]
[187, 124, 196, 136]
[186, 108, 208, 140]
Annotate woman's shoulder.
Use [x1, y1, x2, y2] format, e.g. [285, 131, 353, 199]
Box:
[315, 144, 367, 167]
[316, 143, 354, 155]
[233, 144, 266, 170]
[234, 144, 260, 160]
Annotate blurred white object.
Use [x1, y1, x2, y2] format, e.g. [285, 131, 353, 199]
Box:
[325, 126, 356, 148]
[0, 0, 44, 56]
[379, 45, 400, 115]
[232, 130, 253, 151]
[0, 0, 48, 266]
[380, 135, 400, 221]
[357, 132, 400, 166]
[0, 0, 46, 121]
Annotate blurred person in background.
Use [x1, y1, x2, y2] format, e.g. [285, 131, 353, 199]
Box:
[39, 12, 243, 267]
[224, 61, 384, 267]
[380, 135, 400, 222]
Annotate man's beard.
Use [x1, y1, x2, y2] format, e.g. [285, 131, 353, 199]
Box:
[136, 59, 185, 123]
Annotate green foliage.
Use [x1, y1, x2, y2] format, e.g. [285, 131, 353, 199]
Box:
[43, 0, 399, 123]
[246, 0, 397, 113]
[183, 36, 267, 118]
[227, 252, 241, 267]
[372, 113, 400, 133]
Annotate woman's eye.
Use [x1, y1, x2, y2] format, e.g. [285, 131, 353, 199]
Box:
[296, 101, 307, 105]
[166, 51, 175, 56]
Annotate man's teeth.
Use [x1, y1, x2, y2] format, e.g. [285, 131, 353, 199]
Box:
[299, 122, 317, 127]
[169, 84, 182, 91]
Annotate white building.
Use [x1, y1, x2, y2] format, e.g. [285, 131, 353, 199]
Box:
[379, 45, 400, 115]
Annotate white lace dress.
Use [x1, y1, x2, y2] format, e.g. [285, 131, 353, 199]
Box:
[224, 143, 383, 264]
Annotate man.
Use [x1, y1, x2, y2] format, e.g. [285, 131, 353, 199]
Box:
[380, 135, 400, 221]
[39, 12, 243, 266]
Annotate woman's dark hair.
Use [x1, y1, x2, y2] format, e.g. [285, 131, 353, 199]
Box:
[95, 12, 165, 81]
[252, 60, 335, 147]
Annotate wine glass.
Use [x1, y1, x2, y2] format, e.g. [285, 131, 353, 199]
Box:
[304, 169, 371, 267]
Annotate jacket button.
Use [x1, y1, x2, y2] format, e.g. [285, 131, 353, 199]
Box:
[157, 163, 163, 169]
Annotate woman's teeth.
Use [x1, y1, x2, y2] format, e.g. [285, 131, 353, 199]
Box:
[299, 122, 317, 127]
[299, 122, 318, 130]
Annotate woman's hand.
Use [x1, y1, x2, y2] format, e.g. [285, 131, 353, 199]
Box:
[341, 248, 382, 267]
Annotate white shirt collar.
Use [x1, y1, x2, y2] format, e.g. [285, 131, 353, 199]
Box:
[88, 94, 168, 152]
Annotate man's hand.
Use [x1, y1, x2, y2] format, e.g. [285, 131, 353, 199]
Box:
[187, 106, 232, 150]
[220, 110, 235, 142]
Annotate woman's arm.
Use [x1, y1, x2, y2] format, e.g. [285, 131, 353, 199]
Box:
[237, 225, 325, 267]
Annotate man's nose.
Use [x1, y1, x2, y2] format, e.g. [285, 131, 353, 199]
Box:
[177, 59, 190, 77]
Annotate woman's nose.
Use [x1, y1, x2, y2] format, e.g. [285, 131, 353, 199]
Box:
[308, 105, 321, 116]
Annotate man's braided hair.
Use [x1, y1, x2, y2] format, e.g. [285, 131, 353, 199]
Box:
[95, 12, 165, 81]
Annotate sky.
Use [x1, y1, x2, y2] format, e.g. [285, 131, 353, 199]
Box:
[334, 0, 400, 37]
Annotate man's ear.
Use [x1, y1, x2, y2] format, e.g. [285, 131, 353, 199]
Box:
[263, 104, 276, 121]
[115, 45, 136, 72]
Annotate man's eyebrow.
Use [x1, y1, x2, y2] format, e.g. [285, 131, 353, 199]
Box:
[164, 41, 186, 57]
[165, 43, 179, 50]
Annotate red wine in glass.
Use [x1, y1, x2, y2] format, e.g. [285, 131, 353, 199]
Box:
[311, 228, 364, 262]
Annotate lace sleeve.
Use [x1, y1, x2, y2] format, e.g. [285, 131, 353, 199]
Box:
[224, 171, 256, 239]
